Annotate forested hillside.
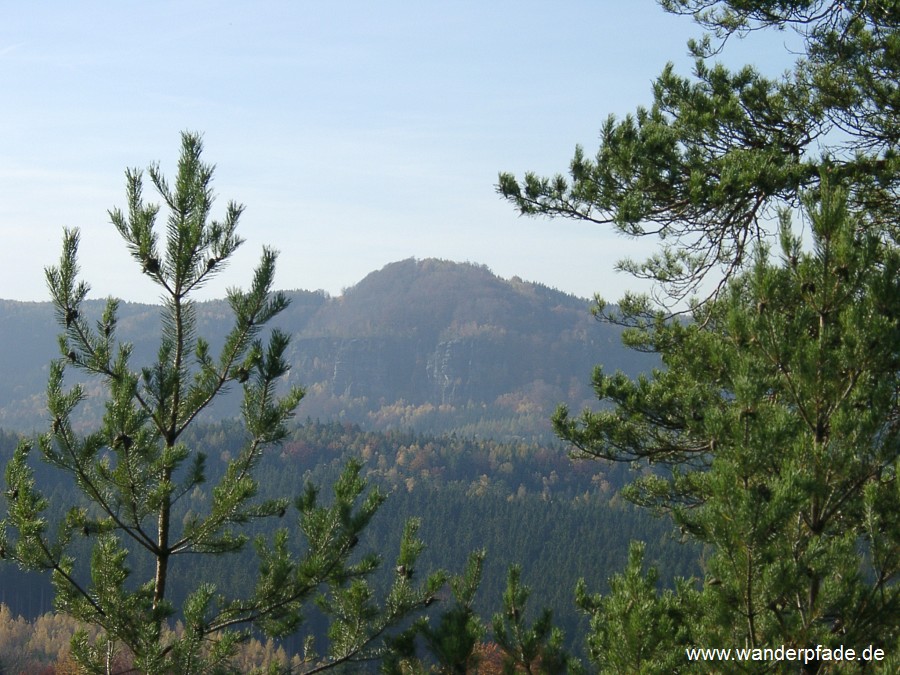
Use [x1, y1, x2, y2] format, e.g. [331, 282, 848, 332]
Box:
[0, 420, 696, 668]
[0, 259, 649, 440]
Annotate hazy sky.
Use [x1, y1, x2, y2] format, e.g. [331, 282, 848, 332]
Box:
[1, 1, 797, 303]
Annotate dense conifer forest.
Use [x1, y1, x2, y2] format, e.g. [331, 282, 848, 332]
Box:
[0, 420, 699, 669]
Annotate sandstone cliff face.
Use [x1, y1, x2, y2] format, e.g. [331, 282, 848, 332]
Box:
[426, 336, 529, 405]
[292, 333, 557, 407]
[331, 337, 422, 400]
[427, 338, 473, 405]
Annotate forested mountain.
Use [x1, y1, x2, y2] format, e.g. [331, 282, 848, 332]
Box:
[0, 258, 650, 439]
[0, 255, 676, 670]
[0, 248, 672, 669]
[5, 0, 900, 667]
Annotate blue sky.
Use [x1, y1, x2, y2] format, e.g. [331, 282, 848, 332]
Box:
[1, 1, 797, 303]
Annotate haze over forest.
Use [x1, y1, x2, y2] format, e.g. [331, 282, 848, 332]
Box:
[0, 257, 649, 439]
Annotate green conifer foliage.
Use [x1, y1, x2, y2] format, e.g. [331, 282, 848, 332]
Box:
[574, 541, 694, 674]
[499, 1, 899, 669]
[491, 565, 574, 675]
[381, 550, 487, 675]
[557, 184, 899, 670]
[498, 0, 900, 307]
[1, 133, 444, 673]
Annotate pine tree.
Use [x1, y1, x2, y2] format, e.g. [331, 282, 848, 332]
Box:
[419, 550, 486, 674]
[498, 0, 900, 307]
[1, 133, 444, 673]
[498, 1, 900, 670]
[382, 550, 487, 675]
[491, 565, 573, 675]
[557, 185, 899, 671]
[574, 541, 694, 674]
